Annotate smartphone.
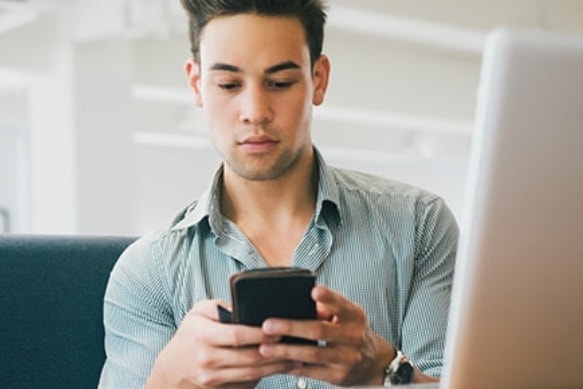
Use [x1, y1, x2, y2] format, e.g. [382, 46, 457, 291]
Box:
[219, 267, 317, 344]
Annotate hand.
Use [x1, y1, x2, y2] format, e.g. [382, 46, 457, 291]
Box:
[146, 299, 298, 389]
[258, 285, 396, 386]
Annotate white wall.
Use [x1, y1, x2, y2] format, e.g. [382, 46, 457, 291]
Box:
[1, 1, 582, 235]
[0, 123, 27, 233]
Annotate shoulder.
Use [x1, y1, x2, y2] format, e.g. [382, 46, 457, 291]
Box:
[330, 166, 442, 210]
[329, 166, 458, 235]
[111, 201, 199, 286]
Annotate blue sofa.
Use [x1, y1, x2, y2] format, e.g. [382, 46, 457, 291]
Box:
[0, 234, 137, 389]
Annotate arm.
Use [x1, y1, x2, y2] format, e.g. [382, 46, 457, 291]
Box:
[403, 197, 458, 377]
[256, 197, 458, 386]
[258, 285, 440, 386]
[145, 300, 298, 389]
[99, 239, 297, 389]
[98, 239, 177, 388]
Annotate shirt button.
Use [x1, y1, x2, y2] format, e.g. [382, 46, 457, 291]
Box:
[297, 378, 307, 389]
[309, 244, 319, 256]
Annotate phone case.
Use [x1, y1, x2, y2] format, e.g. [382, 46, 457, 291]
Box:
[222, 267, 317, 344]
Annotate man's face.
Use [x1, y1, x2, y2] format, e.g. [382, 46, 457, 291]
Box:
[185, 13, 329, 181]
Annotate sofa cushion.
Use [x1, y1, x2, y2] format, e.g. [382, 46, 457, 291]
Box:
[0, 235, 136, 389]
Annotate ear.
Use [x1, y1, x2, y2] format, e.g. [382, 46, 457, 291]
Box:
[184, 59, 203, 107]
[312, 54, 331, 106]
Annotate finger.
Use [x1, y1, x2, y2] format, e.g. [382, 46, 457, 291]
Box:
[262, 318, 340, 344]
[287, 363, 352, 387]
[183, 303, 280, 348]
[259, 342, 362, 366]
[200, 360, 299, 387]
[262, 343, 371, 387]
[189, 298, 230, 321]
[201, 344, 291, 370]
[312, 286, 366, 323]
[262, 315, 365, 346]
[206, 321, 280, 348]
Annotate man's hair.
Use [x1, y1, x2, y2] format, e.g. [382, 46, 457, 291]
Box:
[180, 0, 328, 65]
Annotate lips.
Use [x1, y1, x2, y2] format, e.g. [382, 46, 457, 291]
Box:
[239, 135, 278, 145]
[238, 134, 279, 152]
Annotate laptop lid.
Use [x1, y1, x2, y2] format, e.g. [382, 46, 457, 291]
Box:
[442, 29, 583, 389]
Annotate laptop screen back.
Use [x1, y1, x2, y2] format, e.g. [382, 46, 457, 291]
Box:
[442, 29, 583, 389]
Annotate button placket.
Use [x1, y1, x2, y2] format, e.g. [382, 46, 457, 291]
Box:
[296, 377, 307, 389]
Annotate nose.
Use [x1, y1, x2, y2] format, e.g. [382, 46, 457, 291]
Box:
[239, 84, 273, 125]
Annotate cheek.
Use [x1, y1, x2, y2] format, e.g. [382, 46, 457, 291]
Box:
[204, 101, 245, 154]
[292, 97, 314, 133]
[279, 91, 312, 123]
[202, 105, 229, 149]
[203, 95, 238, 129]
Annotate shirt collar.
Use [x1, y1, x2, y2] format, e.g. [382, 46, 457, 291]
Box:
[171, 147, 342, 232]
[313, 148, 342, 229]
[170, 167, 223, 233]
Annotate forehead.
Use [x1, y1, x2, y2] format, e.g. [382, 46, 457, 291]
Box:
[198, 13, 310, 69]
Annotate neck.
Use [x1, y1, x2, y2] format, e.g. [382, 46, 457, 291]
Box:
[221, 151, 318, 226]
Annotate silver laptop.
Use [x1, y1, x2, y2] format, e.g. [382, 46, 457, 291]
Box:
[441, 29, 583, 389]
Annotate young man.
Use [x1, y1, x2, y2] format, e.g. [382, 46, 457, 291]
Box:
[99, 1, 458, 388]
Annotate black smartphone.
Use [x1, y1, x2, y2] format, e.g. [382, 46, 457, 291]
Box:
[219, 267, 317, 344]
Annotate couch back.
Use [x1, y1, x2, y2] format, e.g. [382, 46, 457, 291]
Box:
[0, 235, 137, 389]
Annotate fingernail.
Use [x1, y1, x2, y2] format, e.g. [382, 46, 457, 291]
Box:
[259, 344, 275, 356]
[262, 319, 277, 333]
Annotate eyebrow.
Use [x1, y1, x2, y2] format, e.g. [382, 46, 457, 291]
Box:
[209, 61, 301, 75]
[265, 61, 301, 74]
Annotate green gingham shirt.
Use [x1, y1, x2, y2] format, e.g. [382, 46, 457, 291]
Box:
[99, 150, 458, 389]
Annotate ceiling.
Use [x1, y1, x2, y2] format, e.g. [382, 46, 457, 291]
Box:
[2, 0, 582, 84]
[1, 0, 582, 156]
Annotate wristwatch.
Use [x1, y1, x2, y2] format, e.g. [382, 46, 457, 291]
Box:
[382, 350, 414, 386]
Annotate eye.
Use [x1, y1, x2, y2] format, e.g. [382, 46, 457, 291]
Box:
[217, 82, 241, 91]
[265, 80, 295, 90]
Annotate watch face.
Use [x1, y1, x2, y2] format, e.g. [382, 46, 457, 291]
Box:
[394, 362, 414, 384]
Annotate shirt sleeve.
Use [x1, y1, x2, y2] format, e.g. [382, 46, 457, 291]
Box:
[98, 237, 175, 389]
[402, 197, 459, 377]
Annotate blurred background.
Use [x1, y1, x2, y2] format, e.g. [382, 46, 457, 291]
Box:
[1, 0, 582, 235]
